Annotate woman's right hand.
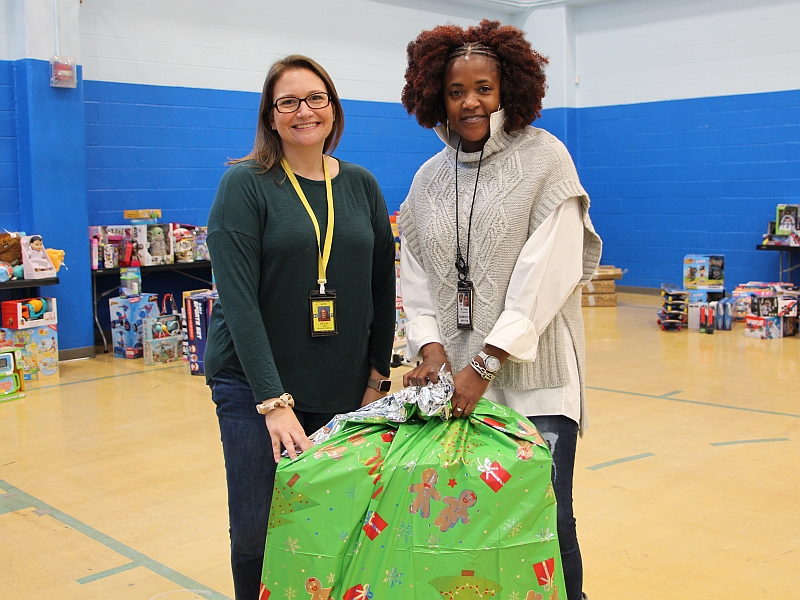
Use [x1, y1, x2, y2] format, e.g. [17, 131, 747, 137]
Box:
[403, 342, 451, 387]
[264, 407, 312, 463]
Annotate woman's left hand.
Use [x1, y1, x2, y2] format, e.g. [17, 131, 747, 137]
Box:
[450, 366, 490, 418]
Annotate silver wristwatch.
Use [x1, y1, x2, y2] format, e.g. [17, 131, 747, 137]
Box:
[470, 351, 502, 381]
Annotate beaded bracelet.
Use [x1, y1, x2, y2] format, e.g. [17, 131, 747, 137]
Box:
[256, 393, 295, 415]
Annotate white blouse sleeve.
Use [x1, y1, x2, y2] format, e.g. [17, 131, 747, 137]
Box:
[399, 234, 442, 360]
[484, 196, 584, 362]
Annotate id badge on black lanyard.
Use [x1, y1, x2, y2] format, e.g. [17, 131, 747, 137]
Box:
[457, 279, 474, 330]
[309, 289, 338, 337]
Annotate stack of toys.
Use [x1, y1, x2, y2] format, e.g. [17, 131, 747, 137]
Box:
[0, 232, 63, 282]
[733, 282, 799, 339]
[0, 348, 25, 402]
[109, 293, 160, 358]
[657, 284, 688, 331]
[582, 265, 623, 307]
[90, 223, 176, 269]
[1, 297, 59, 381]
[184, 290, 218, 375]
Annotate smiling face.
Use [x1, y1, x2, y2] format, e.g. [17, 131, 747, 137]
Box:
[271, 68, 335, 155]
[443, 55, 501, 152]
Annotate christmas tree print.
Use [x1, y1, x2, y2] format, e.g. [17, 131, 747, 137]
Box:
[436, 420, 485, 468]
[429, 570, 502, 599]
[268, 473, 320, 530]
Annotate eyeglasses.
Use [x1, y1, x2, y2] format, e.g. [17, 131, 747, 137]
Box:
[273, 92, 331, 113]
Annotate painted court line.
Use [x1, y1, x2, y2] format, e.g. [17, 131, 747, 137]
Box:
[710, 437, 790, 446]
[0, 478, 230, 599]
[587, 453, 655, 471]
[31, 363, 188, 391]
[660, 390, 682, 398]
[587, 386, 800, 419]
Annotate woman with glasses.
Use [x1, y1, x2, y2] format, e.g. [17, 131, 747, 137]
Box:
[205, 55, 396, 600]
[398, 21, 601, 600]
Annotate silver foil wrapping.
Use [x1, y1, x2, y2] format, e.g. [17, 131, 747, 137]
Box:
[306, 366, 454, 447]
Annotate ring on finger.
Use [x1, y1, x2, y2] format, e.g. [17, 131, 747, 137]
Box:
[455, 407, 463, 412]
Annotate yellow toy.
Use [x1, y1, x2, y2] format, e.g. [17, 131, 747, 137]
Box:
[46, 248, 66, 272]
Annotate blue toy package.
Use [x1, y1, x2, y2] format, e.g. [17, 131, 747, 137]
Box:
[109, 294, 160, 358]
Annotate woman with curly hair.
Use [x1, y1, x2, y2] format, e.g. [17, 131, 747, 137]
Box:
[398, 20, 601, 600]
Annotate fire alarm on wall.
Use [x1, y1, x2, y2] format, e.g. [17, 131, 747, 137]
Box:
[50, 56, 77, 88]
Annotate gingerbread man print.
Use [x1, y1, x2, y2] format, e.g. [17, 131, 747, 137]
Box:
[305, 577, 332, 600]
[408, 468, 442, 518]
[433, 489, 477, 532]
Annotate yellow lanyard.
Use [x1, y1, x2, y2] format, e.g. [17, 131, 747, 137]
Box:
[281, 157, 335, 294]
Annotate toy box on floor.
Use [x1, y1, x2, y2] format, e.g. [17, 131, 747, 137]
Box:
[0, 348, 25, 402]
[262, 375, 565, 600]
[0, 325, 59, 380]
[142, 313, 182, 366]
[744, 316, 783, 339]
[185, 291, 217, 375]
[109, 294, 160, 358]
[2, 297, 57, 330]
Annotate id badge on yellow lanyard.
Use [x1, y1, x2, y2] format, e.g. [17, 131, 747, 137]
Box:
[282, 157, 339, 338]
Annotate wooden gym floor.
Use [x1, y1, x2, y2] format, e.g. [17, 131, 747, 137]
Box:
[1, 292, 798, 599]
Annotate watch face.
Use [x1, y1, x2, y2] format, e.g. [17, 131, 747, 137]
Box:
[379, 380, 392, 392]
[484, 355, 501, 372]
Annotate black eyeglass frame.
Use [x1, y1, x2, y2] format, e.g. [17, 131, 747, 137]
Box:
[272, 92, 332, 114]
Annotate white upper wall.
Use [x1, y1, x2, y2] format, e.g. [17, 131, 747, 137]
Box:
[79, 0, 479, 103]
[574, 0, 800, 107]
[5, 0, 799, 108]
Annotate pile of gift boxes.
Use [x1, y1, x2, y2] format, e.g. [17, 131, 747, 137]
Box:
[108, 285, 218, 373]
[89, 223, 209, 269]
[734, 282, 799, 340]
[0, 297, 59, 387]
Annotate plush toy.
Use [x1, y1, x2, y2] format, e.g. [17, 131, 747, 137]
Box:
[0, 261, 12, 282]
[46, 248, 66, 272]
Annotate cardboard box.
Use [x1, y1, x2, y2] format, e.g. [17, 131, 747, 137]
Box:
[684, 254, 724, 290]
[744, 315, 782, 339]
[751, 296, 779, 317]
[592, 266, 623, 280]
[688, 302, 703, 329]
[2, 325, 60, 380]
[109, 294, 160, 358]
[583, 279, 616, 294]
[185, 291, 217, 375]
[775, 204, 799, 236]
[2, 298, 58, 330]
[777, 296, 798, 317]
[581, 293, 617, 307]
[783, 316, 798, 337]
[143, 336, 182, 366]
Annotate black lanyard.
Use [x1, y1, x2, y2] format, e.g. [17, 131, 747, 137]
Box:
[454, 139, 485, 282]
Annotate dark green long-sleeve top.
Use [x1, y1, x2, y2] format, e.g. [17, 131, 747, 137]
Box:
[204, 159, 396, 413]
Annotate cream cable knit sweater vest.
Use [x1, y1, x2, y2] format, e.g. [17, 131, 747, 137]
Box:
[399, 121, 602, 431]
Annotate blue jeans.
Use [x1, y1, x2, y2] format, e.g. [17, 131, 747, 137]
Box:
[530, 415, 583, 600]
[210, 370, 355, 600]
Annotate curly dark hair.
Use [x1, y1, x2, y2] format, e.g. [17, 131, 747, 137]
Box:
[402, 20, 548, 133]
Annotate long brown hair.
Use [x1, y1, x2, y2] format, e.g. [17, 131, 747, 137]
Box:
[230, 55, 345, 172]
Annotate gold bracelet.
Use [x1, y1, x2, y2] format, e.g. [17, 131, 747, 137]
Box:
[256, 393, 295, 415]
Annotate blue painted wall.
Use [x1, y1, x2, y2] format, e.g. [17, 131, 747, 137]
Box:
[83, 81, 441, 226]
[0, 61, 20, 232]
[576, 89, 800, 288]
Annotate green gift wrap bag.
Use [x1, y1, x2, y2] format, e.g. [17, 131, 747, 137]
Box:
[261, 371, 565, 600]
